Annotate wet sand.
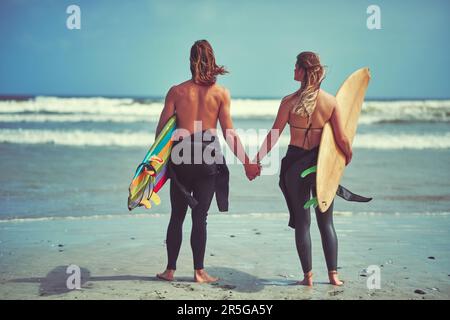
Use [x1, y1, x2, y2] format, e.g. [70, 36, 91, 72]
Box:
[0, 213, 449, 300]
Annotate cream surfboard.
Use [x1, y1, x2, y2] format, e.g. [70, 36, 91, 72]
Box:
[316, 68, 371, 213]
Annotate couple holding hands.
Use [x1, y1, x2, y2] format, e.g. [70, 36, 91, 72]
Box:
[153, 40, 352, 286]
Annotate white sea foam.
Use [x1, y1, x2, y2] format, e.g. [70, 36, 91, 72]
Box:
[2, 97, 450, 149]
[359, 100, 450, 124]
[0, 129, 155, 147]
[1, 211, 449, 223]
[1, 97, 449, 123]
[1, 128, 450, 149]
[0, 96, 162, 118]
[353, 132, 450, 149]
[0, 113, 150, 123]
[0, 213, 163, 223]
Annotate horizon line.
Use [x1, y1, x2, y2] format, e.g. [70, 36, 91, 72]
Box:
[1, 94, 450, 102]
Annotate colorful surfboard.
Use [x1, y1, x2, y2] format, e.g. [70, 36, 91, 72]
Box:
[127, 115, 177, 211]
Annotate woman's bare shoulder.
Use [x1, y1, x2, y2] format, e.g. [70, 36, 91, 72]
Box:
[318, 89, 336, 103]
[278, 93, 295, 113]
[318, 89, 337, 112]
[282, 91, 297, 101]
[280, 92, 297, 107]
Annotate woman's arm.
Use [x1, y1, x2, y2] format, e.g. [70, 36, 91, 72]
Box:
[329, 97, 352, 165]
[155, 86, 176, 136]
[254, 99, 290, 162]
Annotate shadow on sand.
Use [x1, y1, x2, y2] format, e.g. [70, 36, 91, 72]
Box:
[9, 265, 303, 296]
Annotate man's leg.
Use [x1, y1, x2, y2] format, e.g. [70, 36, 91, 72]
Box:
[157, 178, 189, 281]
[191, 174, 217, 283]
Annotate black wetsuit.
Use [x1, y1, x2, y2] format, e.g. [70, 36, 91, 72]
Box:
[279, 123, 371, 273]
[165, 131, 229, 270]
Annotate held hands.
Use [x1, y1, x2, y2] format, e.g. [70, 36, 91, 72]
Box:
[244, 161, 262, 181]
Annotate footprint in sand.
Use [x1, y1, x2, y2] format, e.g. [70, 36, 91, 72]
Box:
[218, 284, 236, 290]
[172, 283, 195, 292]
[328, 290, 344, 296]
[211, 283, 237, 291]
[154, 290, 165, 299]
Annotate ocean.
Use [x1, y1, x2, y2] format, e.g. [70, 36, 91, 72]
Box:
[1, 96, 450, 221]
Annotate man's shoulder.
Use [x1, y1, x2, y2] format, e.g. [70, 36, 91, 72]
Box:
[167, 81, 190, 98]
[212, 83, 229, 95]
[210, 84, 230, 103]
[170, 80, 189, 91]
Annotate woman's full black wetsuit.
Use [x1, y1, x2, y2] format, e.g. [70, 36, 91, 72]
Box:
[165, 131, 229, 271]
[279, 122, 371, 273]
[279, 120, 338, 273]
[279, 144, 338, 273]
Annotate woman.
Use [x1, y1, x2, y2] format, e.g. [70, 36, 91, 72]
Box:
[254, 52, 352, 286]
[154, 40, 260, 283]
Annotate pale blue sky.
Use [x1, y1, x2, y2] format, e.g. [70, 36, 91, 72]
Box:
[0, 0, 449, 98]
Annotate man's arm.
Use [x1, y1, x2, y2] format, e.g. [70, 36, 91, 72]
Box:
[218, 89, 260, 180]
[155, 86, 176, 136]
[218, 89, 249, 165]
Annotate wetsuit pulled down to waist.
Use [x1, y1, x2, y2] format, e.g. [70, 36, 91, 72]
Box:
[168, 130, 229, 212]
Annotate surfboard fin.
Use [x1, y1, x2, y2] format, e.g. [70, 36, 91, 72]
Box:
[150, 192, 161, 206]
[300, 165, 317, 178]
[336, 185, 372, 202]
[304, 197, 318, 209]
[141, 198, 152, 209]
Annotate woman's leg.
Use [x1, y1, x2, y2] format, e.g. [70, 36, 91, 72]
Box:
[284, 169, 313, 284]
[312, 188, 343, 285]
[314, 197, 337, 271]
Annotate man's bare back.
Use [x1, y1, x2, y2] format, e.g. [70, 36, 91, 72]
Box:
[166, 80, 229, 135]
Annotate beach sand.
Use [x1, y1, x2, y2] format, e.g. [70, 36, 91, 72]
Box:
[0, 213, 449, 300]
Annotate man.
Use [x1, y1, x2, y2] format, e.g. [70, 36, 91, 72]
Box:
[154, 40, 260, 283]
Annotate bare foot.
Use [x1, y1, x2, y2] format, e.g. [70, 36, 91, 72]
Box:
[194, 269, 219, 283]
[156, 269, 175, 281]
[295, 271, 313, 287]
[328, 271, 344, 286]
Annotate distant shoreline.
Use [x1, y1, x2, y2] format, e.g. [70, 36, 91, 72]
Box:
[1, 95, 450, 102]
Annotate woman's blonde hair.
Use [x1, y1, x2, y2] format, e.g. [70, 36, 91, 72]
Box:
[292, 52, 325, 120]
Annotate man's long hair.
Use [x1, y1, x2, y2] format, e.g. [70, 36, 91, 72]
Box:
[190, 40, 228, 86]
